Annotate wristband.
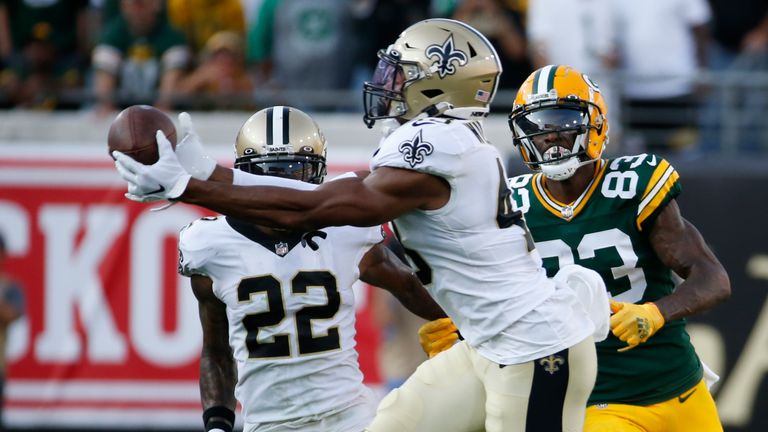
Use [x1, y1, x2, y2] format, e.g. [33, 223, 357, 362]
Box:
[203, 406, 235, 432]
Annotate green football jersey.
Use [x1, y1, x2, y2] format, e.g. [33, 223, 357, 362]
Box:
[509, 154, 702, 406]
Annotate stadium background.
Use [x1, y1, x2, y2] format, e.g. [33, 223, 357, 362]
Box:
[1, 0, 767, 431]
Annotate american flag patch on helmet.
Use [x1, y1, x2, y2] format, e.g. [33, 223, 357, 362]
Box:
[475, 89, 491, 102]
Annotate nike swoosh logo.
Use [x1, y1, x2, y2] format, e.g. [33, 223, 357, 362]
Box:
[678, 388, 697, 403]
[147, 185, 165, 195]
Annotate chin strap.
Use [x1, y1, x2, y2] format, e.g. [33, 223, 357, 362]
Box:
[443, 106, 489, 120]
[540, 157, 597, 181]
[381, 103, 490, 138]
[379, 118, 400, 137]
[416, 103, 489, 121]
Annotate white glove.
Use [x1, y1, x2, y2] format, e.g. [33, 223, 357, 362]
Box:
[113, 130, 192, 201]
[175, 112, 216, 180]
[125, 181, 162, 202]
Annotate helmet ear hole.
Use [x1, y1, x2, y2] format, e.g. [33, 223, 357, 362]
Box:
[467, 42, 477, 57]
[422, 89, 444, 98]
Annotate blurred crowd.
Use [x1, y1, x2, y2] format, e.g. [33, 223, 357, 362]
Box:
[1, 0, 767, 151]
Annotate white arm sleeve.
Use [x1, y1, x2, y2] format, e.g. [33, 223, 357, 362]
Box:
[232, 169, 317, 190]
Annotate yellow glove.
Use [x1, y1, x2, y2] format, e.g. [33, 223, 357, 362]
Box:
[609, 300, 665, 352]
[418, 318, 459, 358]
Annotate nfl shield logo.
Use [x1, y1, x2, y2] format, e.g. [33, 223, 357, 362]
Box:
[560, 206, 574, 220]
[275, 242, 289, 257]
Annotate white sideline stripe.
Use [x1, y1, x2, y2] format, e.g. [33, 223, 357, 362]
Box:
[0, 168, 124, 185]
[6, 408, 201, 428]
[0, 167, 356, 186]
[7, 380, 200, 401]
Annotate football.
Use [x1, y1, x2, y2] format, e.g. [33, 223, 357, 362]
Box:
[107, 105, 176, 164]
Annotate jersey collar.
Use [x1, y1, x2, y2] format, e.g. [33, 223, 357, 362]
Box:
[532, 159, 607, 221]
[225, 217, 305, 257]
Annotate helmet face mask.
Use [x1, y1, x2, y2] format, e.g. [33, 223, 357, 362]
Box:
[509, 65, 609, 180]
[235, 152, 325, 184]
[363, 19, 502, 128]
[362, 50, 413, 127]
[235, 106, 327, 184]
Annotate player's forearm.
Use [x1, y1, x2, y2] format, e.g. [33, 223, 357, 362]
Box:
[391, 275, 447, 321]
[650, 207, 731, 321]
[363, 269, 446, 320]
[208, 165, 234, 184]
[199, 351, 237, 410]
[181, 177, 390, 230]
[654, 259, 730, 322]
[360, 245, 447, 320]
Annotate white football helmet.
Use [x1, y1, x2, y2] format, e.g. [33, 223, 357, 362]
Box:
[363, 18, 502, 128]
[235, 106, 327, 184]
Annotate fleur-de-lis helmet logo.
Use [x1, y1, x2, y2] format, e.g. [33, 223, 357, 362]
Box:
[399, 130, 434, 168]
[426, 34, 468, 79]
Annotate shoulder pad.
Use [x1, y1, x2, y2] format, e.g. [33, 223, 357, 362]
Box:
[605, 154, 681, 230]
[507, 173, 534, 191]
[371, 118, 482, 177]
[177, 217, 221, 277]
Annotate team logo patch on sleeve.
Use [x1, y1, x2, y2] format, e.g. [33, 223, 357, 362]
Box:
[426, 34, 468, 78]
[399, 130, 434, 167]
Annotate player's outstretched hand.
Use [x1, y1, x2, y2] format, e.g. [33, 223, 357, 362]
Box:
[175, 112, 217, 180]
[609, 300, 665, 352]
[113, 130, 192, 201]
[418, 317, 459, 358]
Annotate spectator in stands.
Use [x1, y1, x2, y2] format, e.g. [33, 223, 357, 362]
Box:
[614, 0, 711, 154]
[166, 0, 245, 55]
[246, 0, 358, 107]
[0, 234, 24, 431]
[91, 0, 191, 115]
[452, 0, 532, 89]
[697, 1, 768, 154]
[0, 0, 90, 109]
[176, 31, 254, 110]
[93, 0, 124, 26]
[527, 0, 615, 76]
[525, 0, 618, 144]
[349, 0, 429, 110]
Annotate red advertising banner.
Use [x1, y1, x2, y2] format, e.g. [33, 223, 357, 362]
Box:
[0, 148, 379, 429]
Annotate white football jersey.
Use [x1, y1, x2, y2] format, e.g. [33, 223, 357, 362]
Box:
[178, 216, 383, 427]
[370, 117, 594, 365]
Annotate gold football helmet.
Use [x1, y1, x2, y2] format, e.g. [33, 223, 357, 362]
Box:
[508, 65, 609, 180]
[235, 106, 327, 184]
[363, 18, 502, 128]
